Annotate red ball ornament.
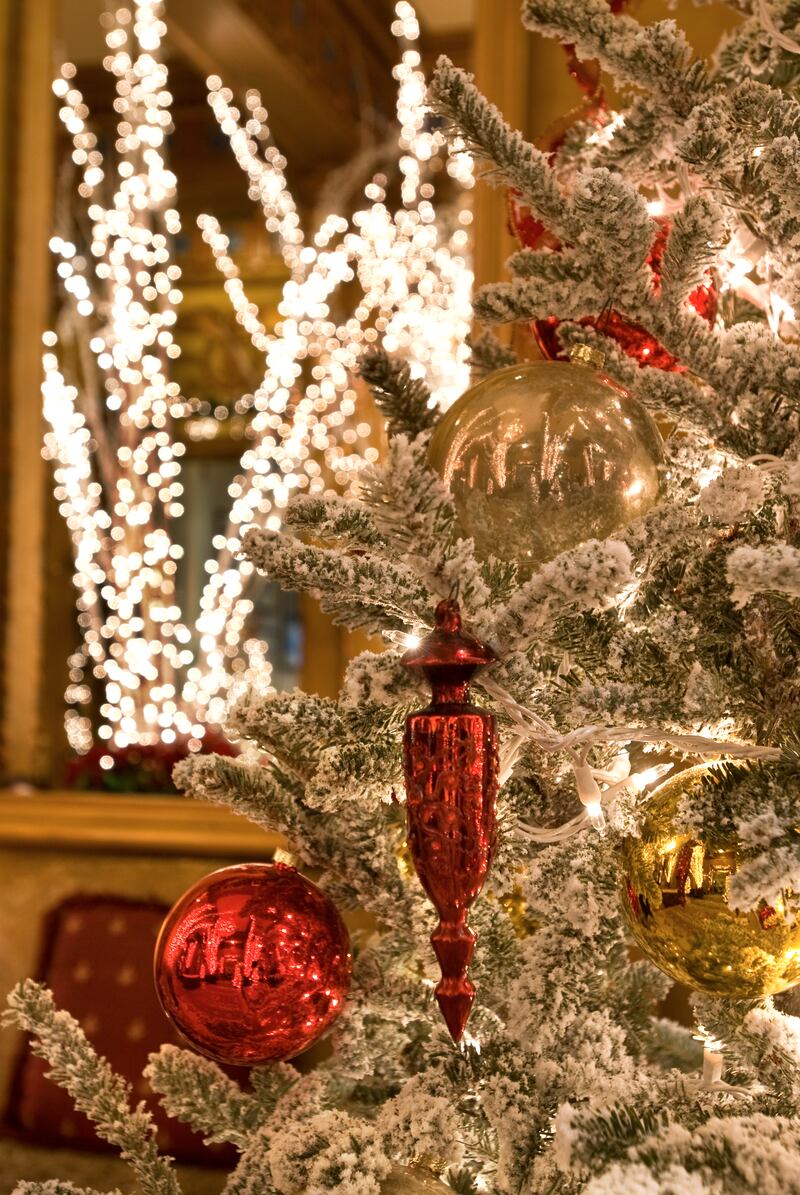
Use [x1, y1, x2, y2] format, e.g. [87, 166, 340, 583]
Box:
[154, 863, 352, 1066]
[507, 196, 717, 372]
[402, 599, 499, 1043]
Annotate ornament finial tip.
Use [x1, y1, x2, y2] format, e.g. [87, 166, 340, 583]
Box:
[434, 597, 461, 633]
[435, 983, 475, 1043]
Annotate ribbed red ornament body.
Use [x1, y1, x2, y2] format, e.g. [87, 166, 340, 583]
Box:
[507, 196, 717, 371]
[402, 600, 498, 1042]
[154, 863, 351, 1066]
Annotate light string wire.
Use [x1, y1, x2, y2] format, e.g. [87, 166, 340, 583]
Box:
[747, 453, 800, 473]
[390, 617, 780, 844]
[480, 678, 782, 842]
[758, 0, 800, 55]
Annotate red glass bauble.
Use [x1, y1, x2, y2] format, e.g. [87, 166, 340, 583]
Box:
[154, 863, 352, 1066]
[507, 197, 717, 372]
[563, 0, 633, 97]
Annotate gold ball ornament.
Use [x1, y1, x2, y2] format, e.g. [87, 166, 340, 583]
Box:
[428, 347, 663, 575]
[497, 886, 539, 939]
[620, 765, 800, 999]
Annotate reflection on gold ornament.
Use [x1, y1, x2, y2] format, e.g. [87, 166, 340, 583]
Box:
[381, 1164, 450, 1195]
[498, 887, 539, 939]
[428, 350, 663, 576]
[621, 765, 800, 999]
[395, 837, 415, 882]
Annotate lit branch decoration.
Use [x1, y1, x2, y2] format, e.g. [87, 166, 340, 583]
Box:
[44, 1, 192, 758]
[44, 0, 474, 761]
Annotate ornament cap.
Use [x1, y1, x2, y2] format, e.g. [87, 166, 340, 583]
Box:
[569, 342, 606, 370]
[401, 600, 497, 674]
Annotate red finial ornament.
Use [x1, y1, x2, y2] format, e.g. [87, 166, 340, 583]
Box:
[401, 599, 499, 1042]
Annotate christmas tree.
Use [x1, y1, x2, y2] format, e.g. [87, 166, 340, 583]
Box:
[8, 1, 800, 1192]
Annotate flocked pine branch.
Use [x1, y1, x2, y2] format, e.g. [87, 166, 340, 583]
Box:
[659, 194, 727, 304]
[357, 435, 457, 550]
[284, 494, 387, 549]
[358, 345, 437, 438]
[3, 982, 180, 1195]
[490, 539, 634, 651]
[355, 437, 498, 620]
[172, 751, 312, 849]
[583, 1114, 800, 1194]
[12, 1186, 120, 1195]
[468, 329, 520, 378]
[241, 527, 434, 634]
[727, 544, 800, 605]
[522, 0, 711, 117]
[429, 55, 572, 237]
[145, 1045, 298, 1147]
[223, 1112, 390, 1195]
[226, 690, 346, 772]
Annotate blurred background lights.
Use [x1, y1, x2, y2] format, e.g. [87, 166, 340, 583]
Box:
[42, 0, 473, 760]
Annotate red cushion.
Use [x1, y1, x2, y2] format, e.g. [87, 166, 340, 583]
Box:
[5, 894, 237, 1167]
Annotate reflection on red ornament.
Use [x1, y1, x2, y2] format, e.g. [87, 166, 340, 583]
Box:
[562, 1, 631, 101]
[543, 0, 634, 157]
[154, 863, 352, 1066]
[507, 193, 717, 372]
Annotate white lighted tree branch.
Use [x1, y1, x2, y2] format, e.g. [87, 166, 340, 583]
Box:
[44, 0, 473, 761]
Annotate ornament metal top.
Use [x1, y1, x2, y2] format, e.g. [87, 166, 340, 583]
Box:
[428, 345, 664, 576]
[402, 599, 498, 1042]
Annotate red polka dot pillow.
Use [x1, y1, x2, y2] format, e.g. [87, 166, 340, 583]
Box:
[4, 894, 236, 1166]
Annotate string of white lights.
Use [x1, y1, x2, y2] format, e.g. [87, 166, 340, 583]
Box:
[188, 1, 474, 722]
[44, 1, 198, 761]
[479, 677, 782, 840]
[584, 108, 796, 335]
